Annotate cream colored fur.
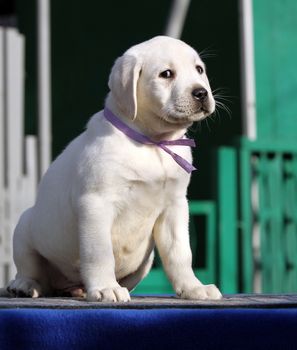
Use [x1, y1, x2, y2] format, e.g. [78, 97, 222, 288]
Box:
[7, 36, 222, 301]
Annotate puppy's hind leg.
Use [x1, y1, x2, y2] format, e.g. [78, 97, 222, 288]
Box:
[7, 209, 45, 298]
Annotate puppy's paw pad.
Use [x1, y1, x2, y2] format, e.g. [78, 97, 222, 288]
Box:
[179, 284, 222, 300]
[87, 286, 130, 302]
[7, 278, 41, 298]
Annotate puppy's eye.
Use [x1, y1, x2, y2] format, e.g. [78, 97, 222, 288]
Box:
[196, 65, 204, 74]
[159, 70, 174, 79]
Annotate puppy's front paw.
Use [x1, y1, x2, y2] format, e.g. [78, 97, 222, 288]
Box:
[179, 284, 222, 300]
[87, 286, 131, 302]
[7, 278, 42, 298]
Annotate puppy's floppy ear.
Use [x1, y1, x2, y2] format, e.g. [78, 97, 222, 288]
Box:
[108, 54, 142, 119]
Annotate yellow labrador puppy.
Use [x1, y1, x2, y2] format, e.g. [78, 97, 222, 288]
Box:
[7, 36, 222, 301]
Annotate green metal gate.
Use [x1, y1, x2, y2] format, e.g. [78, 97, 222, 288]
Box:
[218, 140, 297, 293]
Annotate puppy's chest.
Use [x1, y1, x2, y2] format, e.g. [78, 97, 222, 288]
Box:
[123, 162, 184, 205]
[122, 141, 190, 183]
[111, 142, 190, 204]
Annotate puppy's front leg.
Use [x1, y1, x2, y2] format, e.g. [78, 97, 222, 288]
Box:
[154, 198, 222, 300]
[78, 194, 130, 302]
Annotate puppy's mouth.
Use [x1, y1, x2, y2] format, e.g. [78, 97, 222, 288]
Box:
[163, 105, 212, 125]
[197, 105, 211, 116]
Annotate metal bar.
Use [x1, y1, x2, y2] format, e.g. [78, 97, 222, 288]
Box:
[258, 154, 271, 292]
[164, 0, 191, 38]
[239, 0, 257, 140]
[37, 0, 52, 177]
[5, 28, 25, 282]
[268, 153, 284, 292]
[240, 146, 253, 292]
[284, 154, 297, 292]
[217, 148, 238, 293]
[206, 202, 216, 285]
[0, 27, 4, 286]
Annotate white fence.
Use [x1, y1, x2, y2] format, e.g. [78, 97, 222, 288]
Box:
[0, 27, 38, 287]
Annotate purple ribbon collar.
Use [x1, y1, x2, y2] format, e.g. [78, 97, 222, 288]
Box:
[103, 108, 197, 173]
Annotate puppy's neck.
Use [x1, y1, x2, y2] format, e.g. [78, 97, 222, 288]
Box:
[105, 94, 190, 142]
[135, 113, 190, 142]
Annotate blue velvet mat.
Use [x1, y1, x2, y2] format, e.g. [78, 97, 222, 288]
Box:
[1, 307, 297, 350]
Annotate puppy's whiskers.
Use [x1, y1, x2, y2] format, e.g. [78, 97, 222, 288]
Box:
[215, 101, 232, 119]
[199, 46, 217, 60]
[213, 89, 232, 120]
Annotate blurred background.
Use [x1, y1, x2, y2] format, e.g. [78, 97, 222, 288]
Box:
[0, 0, 297, 295]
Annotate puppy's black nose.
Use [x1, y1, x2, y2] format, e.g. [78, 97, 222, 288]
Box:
[192, 88, 208, 102]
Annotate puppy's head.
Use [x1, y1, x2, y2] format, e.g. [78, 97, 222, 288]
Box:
[108, 36, 215, 128]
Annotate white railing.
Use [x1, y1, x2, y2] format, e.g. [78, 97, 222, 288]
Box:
[0, 27, 38, 287]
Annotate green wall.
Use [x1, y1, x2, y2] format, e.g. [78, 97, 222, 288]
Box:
[254, 0, 297, 142]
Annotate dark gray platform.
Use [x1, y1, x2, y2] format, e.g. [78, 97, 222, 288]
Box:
[1, 294, 297, 309]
